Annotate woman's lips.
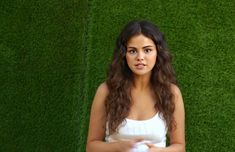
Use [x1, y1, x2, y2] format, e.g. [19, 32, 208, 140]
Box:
[135, 63, 146, 69]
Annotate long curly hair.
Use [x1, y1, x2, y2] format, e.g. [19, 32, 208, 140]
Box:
[105, 20, 177, 134]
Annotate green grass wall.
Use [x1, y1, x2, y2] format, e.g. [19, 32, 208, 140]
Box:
[81, 0, 235, 152]
[1, 0, 234, 152]
[1, 0, 88, 151]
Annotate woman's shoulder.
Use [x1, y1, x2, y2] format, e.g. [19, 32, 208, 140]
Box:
[170, 83, 184, 105]
[96, 82, 109, 96]
[170, 83, 181, 96]
[91, 82, 109, 108]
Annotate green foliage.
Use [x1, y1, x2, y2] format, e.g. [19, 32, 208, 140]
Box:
[1, 0, 88, 151]
[1, 0, 234, 152]
[81, 0, 235, 152]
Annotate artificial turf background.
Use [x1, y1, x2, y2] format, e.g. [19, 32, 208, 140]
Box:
[1, 0, 89, 151]
[1, 0, 234, 152]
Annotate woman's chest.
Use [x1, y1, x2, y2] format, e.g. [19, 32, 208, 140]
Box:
[128, 95, 156, 120]
[107, 113, 167, 144]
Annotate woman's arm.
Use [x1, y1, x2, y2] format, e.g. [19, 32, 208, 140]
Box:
[147, 84, 185, 152]
[86, 83, 139, 152]
[166, 84, 185, 152]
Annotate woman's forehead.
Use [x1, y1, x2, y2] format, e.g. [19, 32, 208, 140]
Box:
[127, 34, 155, 48]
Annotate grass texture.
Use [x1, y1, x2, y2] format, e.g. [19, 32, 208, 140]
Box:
[81, 0, 235, 152]
[1, 0, 88, 151]
[1, 0, 234, 152]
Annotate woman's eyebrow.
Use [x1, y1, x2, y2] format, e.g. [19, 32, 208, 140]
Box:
[127, 46, 137, 49]
[127, 45, 154, 49]
[142, 45, 154, 49]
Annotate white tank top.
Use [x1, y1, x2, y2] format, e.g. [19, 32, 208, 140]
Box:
[105, 113, 167, 152]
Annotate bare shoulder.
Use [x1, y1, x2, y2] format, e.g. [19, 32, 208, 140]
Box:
[89, 82, 109, 126]
[87, 82, 109, 143]
[92, 82, 109, 106]
[168, 85, 185, 148]
[96, 82, 109, 97]
[170, 84, 181, 96]
[170, 84, 184, 106]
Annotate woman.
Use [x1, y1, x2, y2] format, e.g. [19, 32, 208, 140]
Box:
[86, 20, 185, 152]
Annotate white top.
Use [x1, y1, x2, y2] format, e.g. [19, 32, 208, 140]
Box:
[105, 113, 167, 152]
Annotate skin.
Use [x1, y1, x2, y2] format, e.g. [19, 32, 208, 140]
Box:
[86, 34, 185, 152]
[126, 34, 158, 119]
[126, 34, 157, 80]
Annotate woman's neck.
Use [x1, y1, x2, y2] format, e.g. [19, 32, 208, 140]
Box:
[132, 74, 151, 91]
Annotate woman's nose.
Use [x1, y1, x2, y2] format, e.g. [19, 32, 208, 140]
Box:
[136, 52, 144, 61]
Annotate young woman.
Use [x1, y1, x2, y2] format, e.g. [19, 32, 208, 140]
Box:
[86, 20, 185, 152]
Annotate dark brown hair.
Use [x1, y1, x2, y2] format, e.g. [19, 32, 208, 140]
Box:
[105, 20, 177, 134]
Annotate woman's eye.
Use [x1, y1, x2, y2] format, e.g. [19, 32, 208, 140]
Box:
[144, 49, 152, 53]
[128, 50, 136, 54]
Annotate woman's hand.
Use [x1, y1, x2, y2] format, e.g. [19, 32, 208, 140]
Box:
[116, 138, 143, 152]
[146, 143, 163, 152]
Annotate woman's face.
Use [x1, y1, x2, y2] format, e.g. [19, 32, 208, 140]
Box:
[126, 34, 157, 77]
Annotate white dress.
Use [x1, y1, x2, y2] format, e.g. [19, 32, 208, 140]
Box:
[105, 113, 167, 152]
